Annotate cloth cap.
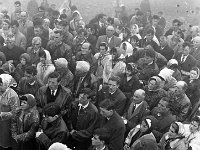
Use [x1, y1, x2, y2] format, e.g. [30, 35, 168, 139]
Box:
[54, 58, 68, 68]
[76, 61, 90, 73]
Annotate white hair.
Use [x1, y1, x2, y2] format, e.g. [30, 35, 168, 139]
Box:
[48, 142, 71, 150]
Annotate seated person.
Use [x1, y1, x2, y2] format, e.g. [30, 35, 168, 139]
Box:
[158, 122, 186, 150]
[124, 116, 157, 150]
[36, 103, 68, 150]
[11, 94, 39, 150]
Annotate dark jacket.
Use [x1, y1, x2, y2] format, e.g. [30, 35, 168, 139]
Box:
[174, 53, 197, 72]
[159, 45, 174, 61]
[119, 74, 141, 99]
[36, 85, 72, 119]
[123, 101, 150, 130]
[11, 107, 39, 150]
[98, 86, 127, 116]
[17, 77, 42, 96]
[46, 41, 72, 62]
[98, 111, 125, 150]
[1, 45, 25, 67]
[36, 117, 68, 150]
[69, 101, 98, 150]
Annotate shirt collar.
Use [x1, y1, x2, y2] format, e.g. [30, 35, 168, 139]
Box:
[96, 146, 106, 150]
[78, 102, 89, 109]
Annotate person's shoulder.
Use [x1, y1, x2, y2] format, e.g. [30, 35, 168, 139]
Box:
[60, 85, 72, 94]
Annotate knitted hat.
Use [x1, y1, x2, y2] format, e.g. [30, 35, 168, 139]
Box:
[20, 53, 31, 64]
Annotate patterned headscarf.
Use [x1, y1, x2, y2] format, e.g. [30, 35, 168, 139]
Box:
[0, 74, 17, 89]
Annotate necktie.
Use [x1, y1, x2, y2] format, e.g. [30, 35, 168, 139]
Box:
[78, 106, 84, 115]
[132, 104, 136, 114]
[51, 90, 55, 96]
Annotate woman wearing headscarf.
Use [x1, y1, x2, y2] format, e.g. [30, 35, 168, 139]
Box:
[69, 10, 85, 35]
[11, 94, 39, 150]
[13, 53, 31, 83]
[0, 74, 19, 150]
[36, 50, 55, 86]
[124, 116, 157, 150]
[158, 122, 186, 150]
[130, 24, 142, 40]
[144, 76, 167, 110]
[103, 47, 126, 83]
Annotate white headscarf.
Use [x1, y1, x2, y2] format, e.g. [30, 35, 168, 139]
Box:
[0, 74, 17, 89]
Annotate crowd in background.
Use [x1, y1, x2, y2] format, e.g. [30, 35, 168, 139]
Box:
[0, 0, 200, 150]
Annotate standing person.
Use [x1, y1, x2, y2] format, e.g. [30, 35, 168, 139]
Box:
[10, 20, 27, 50]
[11, 1, 22, 21]
[66, 88, 98, 150]
[98, 99, 125, 150]
[0, 74, 19, 150]
[36, 50, 55, 86]
[36, 71, 72, 122]
[11, 94, 39, 150]
[1, 35, 25, 67]
[96, 26, 121, 52]
[18, 12, 34, 38]
[27, 37, 44, 66]
[27, 0, 38, 20]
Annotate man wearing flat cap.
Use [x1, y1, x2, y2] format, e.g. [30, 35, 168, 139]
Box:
[66, 88, 98, 150]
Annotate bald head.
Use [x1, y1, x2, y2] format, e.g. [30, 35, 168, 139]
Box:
[176, 81, 187, 92]
[106, 26, 115, 37]
[133, 89, 145, 104]
[81, 42, 91, 55]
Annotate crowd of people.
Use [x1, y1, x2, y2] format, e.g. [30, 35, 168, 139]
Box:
[0, 0, 200, 150]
